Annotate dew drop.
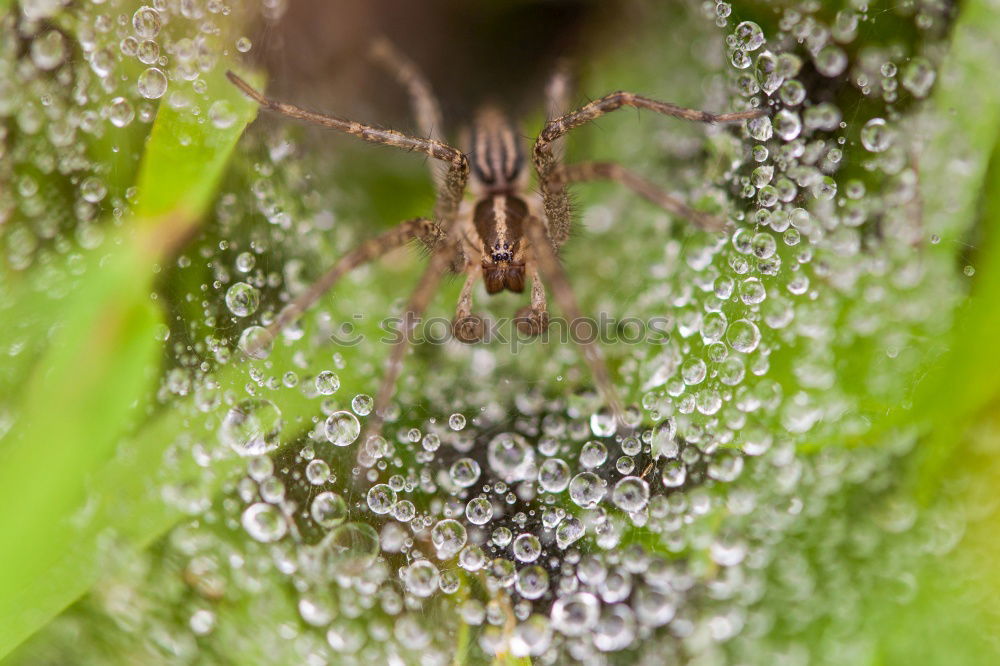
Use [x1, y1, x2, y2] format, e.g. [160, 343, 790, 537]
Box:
[538, 458, 571, 492]
[733, 21, 765, 52]
[241, 502, 286, 542]
[367, 483, 397, 515]
[612, 476, 650, 512]
[315, 370, 340, 395]
[726, 319, 761, 353]
[137, 67, 167, 99]
[238, 326, 272, 360]
[225, 281, 260, 317]
[108, 97, 135, 128]
[861, 118, 893, 153]
[568, 472, 606, 509]
[132, 6, 162, 39]
[30, 30, 66, 70]
[450, 458, 482, 488]
[325, 411, 361, 447]
[220, 399, 282, 456]
[310, 491, 347, 527]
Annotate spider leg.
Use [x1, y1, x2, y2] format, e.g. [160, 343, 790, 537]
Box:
[543, 59, 573, 161]
[370, 241, 459, 435]
[551, 161, 730, 233]
[514, 266, 550, 337]
[244, 218, 444, 357]
[226, 71, 468, 225]
[368, 37, 446, 186]
[533, 91, 765, 245]
[523, 215, 626, 429]
[452, 267, 487, 343]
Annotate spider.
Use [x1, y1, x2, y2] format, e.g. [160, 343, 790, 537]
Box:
[227, 38, 766, 435]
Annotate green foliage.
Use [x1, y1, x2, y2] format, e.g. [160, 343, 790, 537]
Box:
[0, 61, 259, 659]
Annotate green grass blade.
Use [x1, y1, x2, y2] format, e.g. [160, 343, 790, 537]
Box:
[0, 68, 260, 659]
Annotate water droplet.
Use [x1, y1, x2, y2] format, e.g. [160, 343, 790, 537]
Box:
[221, 399, 282, 456]
[902, 57, 936, 98]
[323, 522, 379, 574]
[727, 319, 761, 353]
[568, 472, 606, 509]
[661, 460, 687, 487]
[551, 592, 599, 636]
[315, 370, 340, 395]
[305, 459, 330, 485]
[311, 491, 347, 527]
[132, 6, 162, 39]
[403, 560, 440, 597]
[733, 21, 765, 51]
[814, 45, 848, 77]
[80, 176, 106, 204]
[513, 534, 542, 563]
[30, 30, 66, 70]
[773, 109, 802, 141]
[366, 483, 397, 515]
[556, 516, 584, 549]
[448, 413, 466, 430]
[579, 440, 608, 469]
[612, 476, 650, 512]
[241, 502, 286, 542]
[538, 458, 571, 492]
[352, 394, 373, 415]
[431, 519, 467, 558]
[108, 97, 135, 128]
[325, 411, 360, 447]
[450, 457, 481, 488]
[488, 432, 535, 482]
[515, 565, 549, 600]
[209, 100, 237, 129]
[861, 118, 893, 153]
[225, 281, 260, 317]
[137, 39, 159, 65]
[465, 497, 494, 525]
[238, 326, 272, 359]
[707, 449, 745, 482]
[137, 67, 167, 99]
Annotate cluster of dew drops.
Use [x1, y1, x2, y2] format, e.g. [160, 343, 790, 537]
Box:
[1, 0, 264, 271]
[205, 4, 960, 662]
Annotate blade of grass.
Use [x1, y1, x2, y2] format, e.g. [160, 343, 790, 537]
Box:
[901, 0, 1000, 501]
[0, 70, 260, 658]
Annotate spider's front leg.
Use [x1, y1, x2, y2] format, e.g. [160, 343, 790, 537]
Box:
[452, 266, 487, 343]
[551, 161, 731, 233]
[532, 90, 767, 245]
[514, 267, 550, 337]
[523, 215, 626, 428]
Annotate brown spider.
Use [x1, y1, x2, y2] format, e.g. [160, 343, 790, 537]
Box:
[227, 38, 766, 434]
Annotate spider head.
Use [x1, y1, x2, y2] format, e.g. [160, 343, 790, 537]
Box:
[475, 194, 528, 294]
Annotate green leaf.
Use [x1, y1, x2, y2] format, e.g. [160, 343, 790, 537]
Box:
[0, 68, 260, 659]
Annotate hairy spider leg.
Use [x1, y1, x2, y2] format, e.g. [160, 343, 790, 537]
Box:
[532, 90, 768, 246]
[368, 37, 446, 189]
[244, 218, 444, 357]
[226, 71, 468, 232]
[550, 161, 731, 232]
[523, 214, 626, 429]
[228, 72, 471, 429]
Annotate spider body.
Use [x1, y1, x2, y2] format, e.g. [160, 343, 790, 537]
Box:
[227, 38, 767, 433]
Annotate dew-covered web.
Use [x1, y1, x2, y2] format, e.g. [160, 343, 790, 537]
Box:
[0, 0, 978, 664]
